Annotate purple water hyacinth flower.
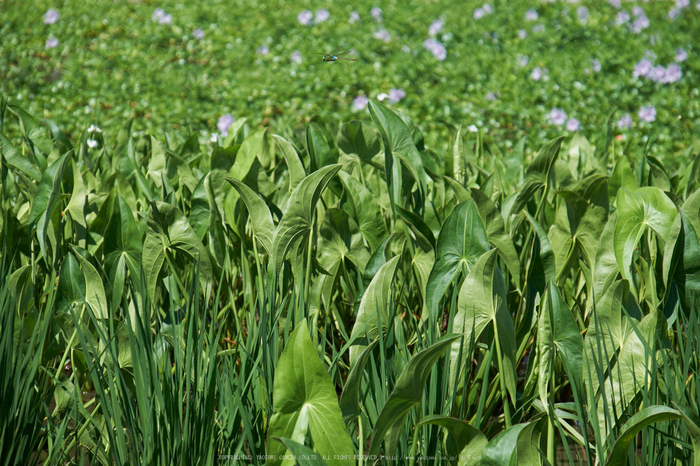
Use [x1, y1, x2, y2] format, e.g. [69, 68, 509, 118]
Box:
[518, 30, 527, 39]
[652, 65, 666, 83]
[609, 0, 621, 7]
[388, 88, 406, 103]
[664, 63, 682, 83]
[423, 38, 447, 61]
[44, 8, 60, 24]
[577, 7, 589, 24]
[632, 15, 649, 33]
[632, 6, 645, 17]
[152, 8, 172, 25]
[525, 9, 538, 21]
[193, 28, 205, 40]
[353, 95, 368, 111]
[615, 11, 630, 25]
[429, 19, 443, 36]
[531, 66, 546, 81]
[315, 9, 330, 23]
[638, 105, 656, 122]
[633, 58, 654, 78]
[566, 118, 580, 131]
[533, 24, 544, 33]
[371, 7, 382, 21]
[218, 113, 235, 137]
[617, 113, 633, 129]
[550, 108, 568, 126]
[474, 8, 486, 20]
[482, 4, 492, 14]
[676, 48, 688, 62]
[668, 7, 681, 19]
[291, 50, 302, 63]
[256, 45, 269, 55]
[45, 35, 58, 49]
[485, 92, 498, 101]
[349, 11, 360, 23]
[298, 10, 313, 26]
[676, 0, 689, 7]
[374, 29, 391, 43]
[516, 55, 529, 67]
[697, 0, 700, 10]
[592, 59, 602, 72]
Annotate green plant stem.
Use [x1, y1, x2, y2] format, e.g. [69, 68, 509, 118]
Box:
[408, 415, 421, 466]
[358, 417, 364, 466]
[492, 328, 512, 428]
[547, 364, 556, 466]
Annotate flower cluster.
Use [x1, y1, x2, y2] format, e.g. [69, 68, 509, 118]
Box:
[152, 8, 172, 25]
[373, 29, 391, 43]
[377, 88, 406, 104]
[423, 38, 447, 61]
[353, 95, 369, 111]
[44, 8, 60, 49]
[531, 67, 549, 81]
[473, 3, 493, 20]
[218, 114, 235, 137]
[633, 57, 682, 84]
[429, 19, 443, 37]
[549, 108, 580, 131]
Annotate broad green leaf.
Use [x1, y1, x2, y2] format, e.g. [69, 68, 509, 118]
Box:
[368, 334, 461, 457]
[515, 416, 547, 466]
[605, 406, 682, 466]
[337, 120, 381, 167]
[511, 136, 565, 215]
[267, 319, 354, 466]
[72, 249, 109, 319]
[349, 256, 400, 362]
[142, 201, 213, 303]
[614, 187, 677, 292]
[593, 211, 620, 302]
[479, 423, 530, 466]
[227, 178, 275, 255]
[271, 164, 341, 277]
[339, 339, 379, 424]
[66, 159, 87, 229]
[8, 104, 54, 156]
[230, 128, 267, 181]
[105, 195, 143, 308]
[222, 117, 247, 147]
[426, 201, 490, 324]
[273, 438, 328, 466]
[338, 171, 387, 251]
[418, 415, 488, 466]
[56, 253, 87, 314]
[0, 131, 41, 180]
[663, 208, 700, 318]
[609, 155, 638, 207]
[471, 188, 521, 288]
[452, 249, 517, 402]
[396, 204, 435, 252]
[273, 134, 306, 193]
[307, 124, 337, 171]
[523, 211, 556, 316]
[317, 208, 369, 276]
[538, 282, 584, 410]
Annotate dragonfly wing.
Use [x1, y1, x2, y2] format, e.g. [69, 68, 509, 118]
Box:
[328, 47, 346, 56]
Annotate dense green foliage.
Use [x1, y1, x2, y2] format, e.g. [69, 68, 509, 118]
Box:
[1, 95, 700, 464]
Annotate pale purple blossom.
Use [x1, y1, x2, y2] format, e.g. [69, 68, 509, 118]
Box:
[482, 3, 492, 14]
[550, 108, 568, 126]
[349, 11, 360, 23]
[697, 0, 700, 10]
[429, 19, 443, 36]
[87, 139, 98, 149]
[353, 95, 368, 111]
[371, 7, 382, 21]
[633, 58, 654, 78]
[615, 11, 630, 25]
[577, 7, 589, 24]
[526, 9, 538, 21]
[485, 92, 498, 101]
[533, 24, 545, 33]
[668, 7, 681, 19]
[218, 113, 235, 136]
[468, 125, 478, 132]
[256, 45, 269, 55]
[638, 105, 656, 122]
[291, 50, 302, 63]
[617, 113, 633, 129]
[663, 63, 683, 83]
[45, 35, 58, 49]
[423, 38, 447, 61]
[516, 55, 529, 67]
[566, 118, 581, 131]
[315, 9, 330, 23]
[676, 48, 688, 62]
[652, 65, 667, 82]
[193, 28, 205, 40]
[632, 15, 649, 33]
[518, 29, 527, 39]
[531, 66, 548, 81]
[676, 0, 689, 7]
[152, 8, 172, 25]
[44, 8, 59, 25]
[609, 0, 621, 7]
[632, 6, 645, 17]
[298, 10, 313, 26]
[388, 88, 406, 103]
[474, 8, 486, 20]
[401, 45, 411, 53]
[592, 59, 602, 72]
[374, 28, 391, 43]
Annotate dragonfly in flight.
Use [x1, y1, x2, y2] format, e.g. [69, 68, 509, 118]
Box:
[318, 48, 357, 62]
